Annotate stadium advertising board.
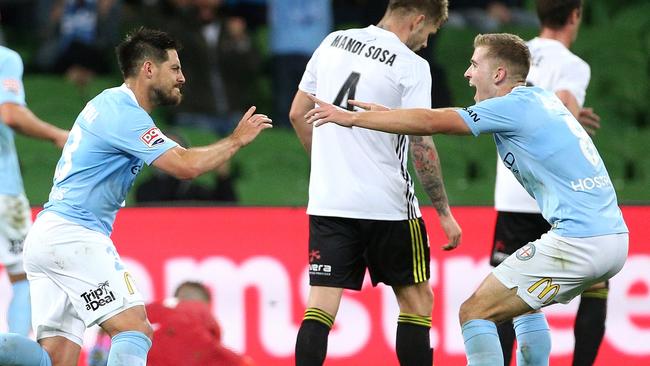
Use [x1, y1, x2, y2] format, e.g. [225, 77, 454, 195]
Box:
[1, 207, 648, 365]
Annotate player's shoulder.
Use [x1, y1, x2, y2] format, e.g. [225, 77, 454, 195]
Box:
[528, 37, 589, 71]
[0, 46, 23, 67]
[89, 85, 152, 127]
[97, 85, 147, 114]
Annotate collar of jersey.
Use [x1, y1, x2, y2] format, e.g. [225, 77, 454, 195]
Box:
[118, 83, 140, 107]
[366, 25, 401, 42]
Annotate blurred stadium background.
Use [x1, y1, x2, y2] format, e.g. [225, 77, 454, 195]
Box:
[0, 0, 649, 365]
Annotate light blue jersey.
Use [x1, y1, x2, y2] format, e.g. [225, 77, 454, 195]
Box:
[0, 46, 27, 196]
[43, 85, 178, 236]
[457, 86, 627, 237]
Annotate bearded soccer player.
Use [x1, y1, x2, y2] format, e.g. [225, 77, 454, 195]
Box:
[290, 1, 461, 365]
[304, 33, 628, 366]
[0, 27, 271, 366]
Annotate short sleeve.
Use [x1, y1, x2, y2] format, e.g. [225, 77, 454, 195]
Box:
[455, 94, 521, 136]
[553, 57, 590, 107]
[298, 32, 337, 95]
[0, 51, 26, 106]
[401, 58, 431, 109]
[108, 111, 178, 165]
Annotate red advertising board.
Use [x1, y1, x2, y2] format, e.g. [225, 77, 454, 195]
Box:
[1, 206, 649, 365]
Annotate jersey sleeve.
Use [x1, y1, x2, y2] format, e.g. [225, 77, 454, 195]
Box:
[455, 94, 522, 136]
[553, 57, 590, 107]
[0, 51, 26, 106]
[109, 111, 178, 165]
[298, 32, 337, 94]
[400, 58, 432, 108]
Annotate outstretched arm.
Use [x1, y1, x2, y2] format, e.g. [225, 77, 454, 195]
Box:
[410, 136, 461, 250]
[1, 103, 68, 148]
[153, 106, 272, 179]
[304, 95, 472, 136]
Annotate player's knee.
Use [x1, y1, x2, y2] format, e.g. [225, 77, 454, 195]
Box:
[395, 283, 433, 315]
[459, 295, 493, 325]
[138, 320, 154, 340]
[459, 298, 477, 325]
[413, 283, 434, 311]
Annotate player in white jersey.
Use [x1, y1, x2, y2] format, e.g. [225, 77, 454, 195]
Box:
[304, 33, 628, 366]
[0, 44, 68, 338]
[289, 1, 461, 365]
[491, 1, 605, 365]
[0, 28, 271, 366]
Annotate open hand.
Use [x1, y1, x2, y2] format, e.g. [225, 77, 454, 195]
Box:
[304, 94, 356, 127]
[231, 106, 273, 146]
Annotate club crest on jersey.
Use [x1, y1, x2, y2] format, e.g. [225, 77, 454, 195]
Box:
[140, 127, 166, 148]
[516, 243, 536, 261]
[2, 79, 21, 94]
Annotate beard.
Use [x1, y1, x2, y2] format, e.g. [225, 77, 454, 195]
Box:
[150, 85, 182, 107]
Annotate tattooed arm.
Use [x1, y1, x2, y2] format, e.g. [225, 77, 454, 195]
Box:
[409, 135, 462, 250]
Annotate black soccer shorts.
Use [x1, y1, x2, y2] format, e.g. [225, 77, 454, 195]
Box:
[308, 215, 430, 290]
[490, 211, 551, 267]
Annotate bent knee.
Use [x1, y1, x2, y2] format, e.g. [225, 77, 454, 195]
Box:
[138, 321, 154, 340]
[459, 298, 476, 325]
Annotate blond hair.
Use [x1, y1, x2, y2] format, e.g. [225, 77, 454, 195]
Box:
[474, 33, 531, 83]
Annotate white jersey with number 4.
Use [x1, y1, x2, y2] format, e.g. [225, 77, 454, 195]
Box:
[495, 37, 590, 213]
[299, 25, 431, 220]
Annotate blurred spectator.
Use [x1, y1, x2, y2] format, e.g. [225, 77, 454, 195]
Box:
[447, 0, 539, 32]
[224, 0, 267, 31]
[147, 281, 255, 366]
[33, 0, 122, 91]
[165, 0, 259, 136]
[268, 0, 332, 128]
[88, 281, 255, 366]
[158, 0, 259, 200]
[135, 131, 240, 203]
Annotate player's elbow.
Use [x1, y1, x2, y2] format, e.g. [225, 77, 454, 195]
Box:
[0, 105, 20, 128]
[288, 107, 305, 128]
[169, 164, 202, 180]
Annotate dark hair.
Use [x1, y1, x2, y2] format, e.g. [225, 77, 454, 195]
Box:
[174, 281, 212, 303]
[536, 0, 582, 30]
[474, 33, 531, 83]
[116, 27, 181, 79]
[387, 0, 449, 27]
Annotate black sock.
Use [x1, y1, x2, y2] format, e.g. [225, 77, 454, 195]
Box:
[496, 319, 516, 366]
[295, 308, 334, 366]
[573, 287, 608, 366]
[396, 313, 432, 366]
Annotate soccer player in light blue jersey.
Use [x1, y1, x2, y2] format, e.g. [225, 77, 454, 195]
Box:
[0, 44, 68, 338]
[303, 33, 628, 366]
[0, 28, 271, 366]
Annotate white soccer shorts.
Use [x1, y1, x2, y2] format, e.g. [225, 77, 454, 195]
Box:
[0, 194, 32, 274]
[493, 231, 628, 310]
[23, 212, 144, 345]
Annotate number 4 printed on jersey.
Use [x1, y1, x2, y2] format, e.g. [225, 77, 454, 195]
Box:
[334, 72, 360, 111]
